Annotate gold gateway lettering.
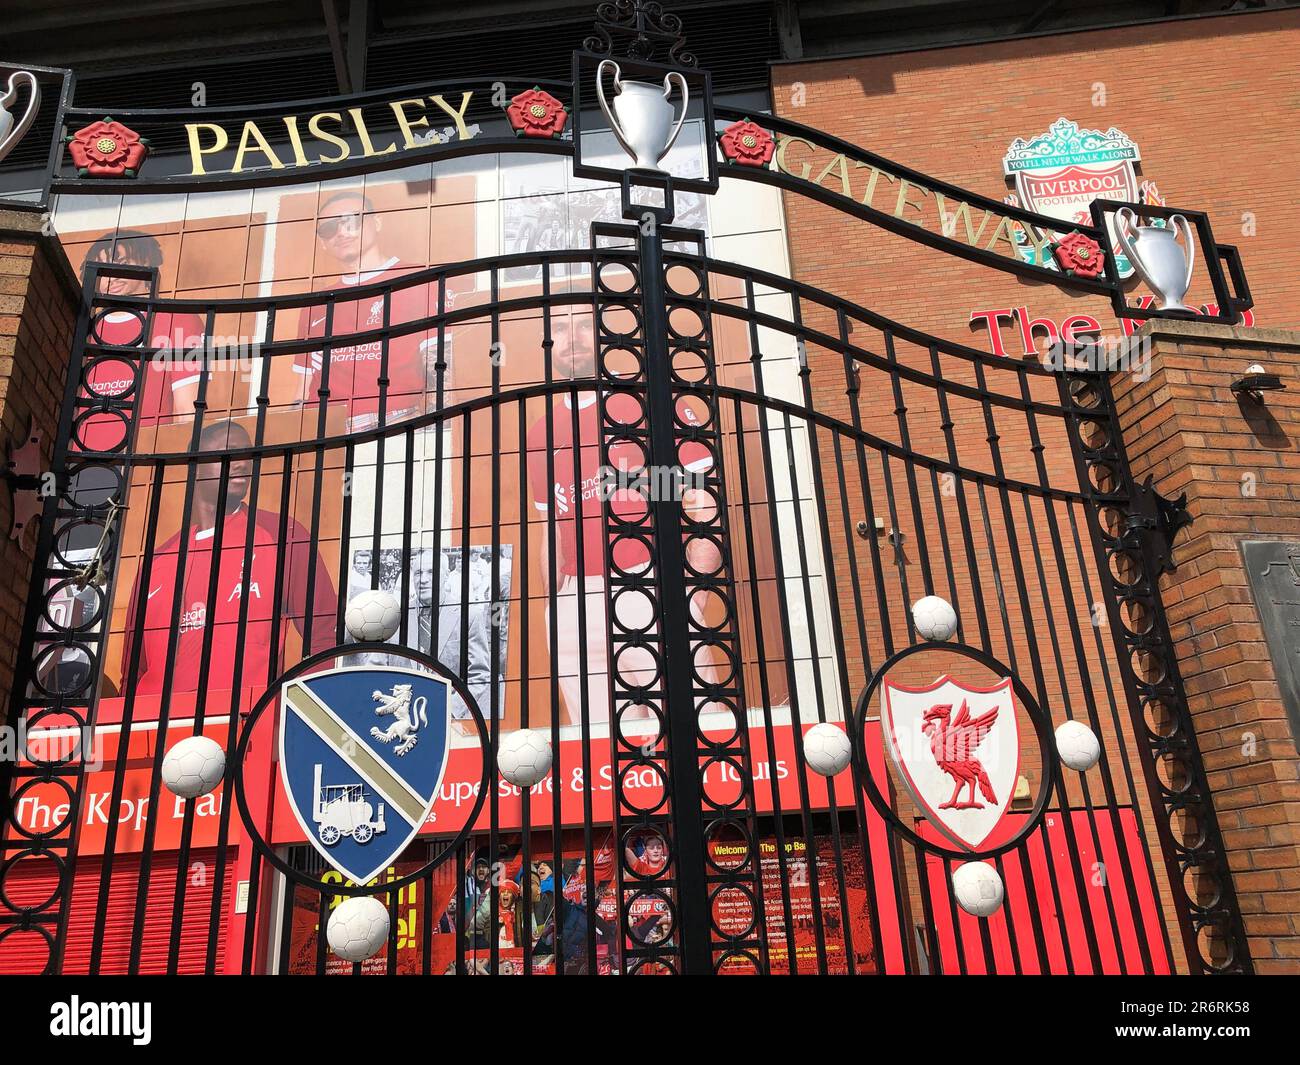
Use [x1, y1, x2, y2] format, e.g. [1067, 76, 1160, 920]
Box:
[185, 91, 479, 176]
[771, 133, 1051, 265]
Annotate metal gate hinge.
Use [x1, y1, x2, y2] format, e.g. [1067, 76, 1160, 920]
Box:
[1126, 475, 1192, 576]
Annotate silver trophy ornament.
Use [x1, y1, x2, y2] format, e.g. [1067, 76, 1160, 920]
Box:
[1116, 206, 1196, 313]
[0, 70, 41, 166]
[595, 59, 689, 173]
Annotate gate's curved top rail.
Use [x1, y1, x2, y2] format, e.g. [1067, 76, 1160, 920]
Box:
[75, 245, 1082, 505]
[713, 104, 1112, 292]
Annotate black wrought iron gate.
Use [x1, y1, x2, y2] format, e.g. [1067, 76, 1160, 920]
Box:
[0, 3, 1257, 978]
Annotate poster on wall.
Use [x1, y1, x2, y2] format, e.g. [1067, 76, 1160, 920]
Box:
[343, 544, 512, 723]
[285, 825, 874, 975]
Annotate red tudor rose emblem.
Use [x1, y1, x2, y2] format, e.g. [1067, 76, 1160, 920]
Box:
[1052, 231, 1105, 279]
[719, 119, 775, 168]
[67, 118, 149, 178]
[506, 88, 568, 139]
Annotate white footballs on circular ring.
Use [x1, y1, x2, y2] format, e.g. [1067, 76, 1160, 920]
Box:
[802, 722, 853, 777]
[327, 896, 390, 961]
[497, 728, 554, 787]
[160, 736, 226, 799]
[345, 589, 402, 643]
[1055, 719, 1102, 772]
[911, 595, 958, 642]
[952, 861, 1004, 917]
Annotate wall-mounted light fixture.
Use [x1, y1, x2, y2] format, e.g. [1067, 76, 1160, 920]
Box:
[1230, 362, 1287, 402]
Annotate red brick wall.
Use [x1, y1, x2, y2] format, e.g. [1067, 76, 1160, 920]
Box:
[1113, 321, 1300, 974]
[773, 9, 1300, 345]
[0, 209, 81, 729]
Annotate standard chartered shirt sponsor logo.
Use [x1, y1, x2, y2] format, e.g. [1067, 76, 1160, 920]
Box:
[178, 601, 206, 634]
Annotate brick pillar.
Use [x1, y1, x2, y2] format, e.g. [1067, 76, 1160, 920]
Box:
[1112, 320, 1300, 974]
[0, 207, 81, 730]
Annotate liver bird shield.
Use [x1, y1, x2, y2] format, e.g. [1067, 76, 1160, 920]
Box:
[279, 666, 451, 883]
[882, 675, 1019, 852]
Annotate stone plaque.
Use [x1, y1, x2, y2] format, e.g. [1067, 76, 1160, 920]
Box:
[1242, 540, 1300, 752]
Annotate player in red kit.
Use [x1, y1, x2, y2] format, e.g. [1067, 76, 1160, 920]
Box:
[119, 419, 338, 706]
[80, 231, 206, 452]
[293, 192, 434, 433]
[526, 314, 720, 727]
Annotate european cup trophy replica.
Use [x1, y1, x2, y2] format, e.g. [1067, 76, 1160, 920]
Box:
[1116, 205, 1196, 313]
[0, 70, 41, 166]
[596, 57, 689, 173]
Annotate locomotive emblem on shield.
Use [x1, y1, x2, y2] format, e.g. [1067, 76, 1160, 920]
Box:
[279, 666, 451, 883]
[882, 675, 1020, 852]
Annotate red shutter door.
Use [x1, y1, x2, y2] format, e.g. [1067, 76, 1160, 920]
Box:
[0, 848, 236, 974]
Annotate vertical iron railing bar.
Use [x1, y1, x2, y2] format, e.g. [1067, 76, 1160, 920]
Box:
[968, 361, 1105, 974]
[300, 299, 336, 659]
[208, 319, 275, 974]
[743, 280, 831, 973]
[257, 442, 298, 973]
[922, 343, 989, 647]
[538, 266, 570, 977]
[881, 330, 938, 600]
[456, 413, 486, 972]
[420, 851, 434, 975]
[991, 852, 1024, 975]
[1016, 490, 1130, 970]
[728, 390, 798, 975]
[164, 447, 232, 975]
[368, 286, 394, 594]
[516, 398, 534, 977]
[1064, 498, 1172, 970]
[455, 837, 467, 976]
[976, 472, 1073, 972]
[826, 428, 911, 973]
[489, 271, 506, 975]
[834, 306, 916, 967]
[240, 848, 263, 973]
[385, 884, 399, 976]
[127, 437, 209, 973]
[87, 465, 165, 974]
[397, 426, 416, 647]
[770, 328, 857, 971]
[690, 253, 765, 972]
[207, 444, 270, 972]
[314, 887, 329, 974]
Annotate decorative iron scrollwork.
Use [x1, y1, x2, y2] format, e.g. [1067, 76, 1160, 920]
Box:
[584, 0, 698, 67]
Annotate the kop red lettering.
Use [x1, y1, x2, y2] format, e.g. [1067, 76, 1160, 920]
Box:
[969, 301, 1256, 357]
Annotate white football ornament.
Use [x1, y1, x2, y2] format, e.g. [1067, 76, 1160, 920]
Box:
[952, 861, 1004, 917]
[803, 722, 853, 777]
[161, 736, 226, 799]
[912, 595, 958, 642]
[1055, 720, 1102, 772]
[345, 589, 402, 643]
[327, 896, 390, 962]
[498, 728, 553, 787]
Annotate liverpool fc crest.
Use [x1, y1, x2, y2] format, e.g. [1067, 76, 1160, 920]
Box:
[1003, 117, 1152, 278]
[882, 675, 1020, 852]
[279, 666, 451, 883]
